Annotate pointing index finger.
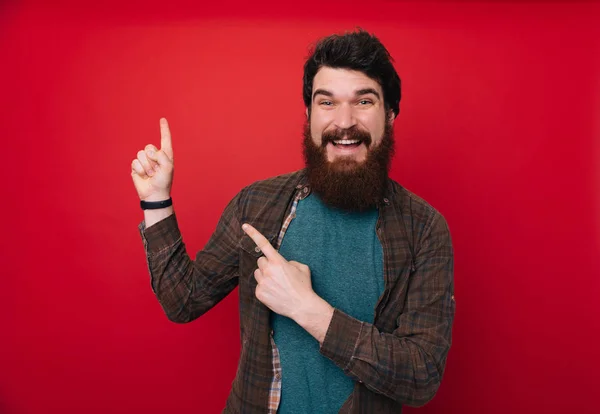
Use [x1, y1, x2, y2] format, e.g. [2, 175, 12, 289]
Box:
[242, 223, 281, 261]
[159, 118, 173, 159]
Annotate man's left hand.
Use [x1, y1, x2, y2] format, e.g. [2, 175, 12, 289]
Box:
[242, 223, 317, 320]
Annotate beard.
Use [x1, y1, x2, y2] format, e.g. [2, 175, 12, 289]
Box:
[303, 120, 395, 212]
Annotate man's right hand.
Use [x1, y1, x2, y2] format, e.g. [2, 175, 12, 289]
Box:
[131, 118, 174, 202]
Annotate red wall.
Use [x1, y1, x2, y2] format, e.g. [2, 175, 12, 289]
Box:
[2, 1, 599, 413]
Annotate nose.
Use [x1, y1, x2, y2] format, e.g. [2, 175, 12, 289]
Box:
[333, 103, 357, 130]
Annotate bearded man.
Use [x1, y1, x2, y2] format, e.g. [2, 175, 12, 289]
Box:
[131, 29, 455, 414]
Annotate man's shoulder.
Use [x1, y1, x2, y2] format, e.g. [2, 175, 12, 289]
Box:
[387, 179, 447, 226]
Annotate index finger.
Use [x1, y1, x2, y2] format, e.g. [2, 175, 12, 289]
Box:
[159, 118, 173, 159]
[242, 223, 281, 261]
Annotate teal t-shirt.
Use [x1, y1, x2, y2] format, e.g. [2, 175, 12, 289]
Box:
[272, 193, 384, 413]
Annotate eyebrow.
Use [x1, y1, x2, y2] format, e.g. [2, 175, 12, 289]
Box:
[355, 88, 381, 100]
[312, 89, 334, 100]
[312, 88, 381, 101]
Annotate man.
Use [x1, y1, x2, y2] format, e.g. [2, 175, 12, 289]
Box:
[131, 29, 455, 413]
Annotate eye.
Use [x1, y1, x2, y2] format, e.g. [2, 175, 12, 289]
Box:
[358, 99, 373, 106]
[319, 100, 333, 106]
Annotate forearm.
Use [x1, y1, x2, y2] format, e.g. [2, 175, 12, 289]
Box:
[293, 294, 335, 344]
[140, 213, 239, 323]
[141, 214, 202, 321]
[319, 309, 452, 406]
[290, 293, 445, 404]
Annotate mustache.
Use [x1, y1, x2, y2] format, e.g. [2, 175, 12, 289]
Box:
[321, 126, 372, 147]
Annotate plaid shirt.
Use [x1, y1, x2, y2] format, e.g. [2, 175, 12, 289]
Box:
[140, 169, 455, 413]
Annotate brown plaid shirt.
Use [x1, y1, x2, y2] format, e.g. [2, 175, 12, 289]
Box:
[140, 169, 455, 413]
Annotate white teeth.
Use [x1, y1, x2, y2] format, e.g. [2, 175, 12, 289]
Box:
[333, 139, 360, 145]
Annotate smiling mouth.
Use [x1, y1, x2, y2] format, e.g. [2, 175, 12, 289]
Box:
[330, 139, 363, 148]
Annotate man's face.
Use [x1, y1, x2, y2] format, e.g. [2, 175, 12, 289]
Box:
[308, 67, 393, 166]
[303, 66, 396, 212]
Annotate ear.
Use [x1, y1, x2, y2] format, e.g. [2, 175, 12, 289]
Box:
[387, 109, 395, 124]
[305, 107, 309, 118]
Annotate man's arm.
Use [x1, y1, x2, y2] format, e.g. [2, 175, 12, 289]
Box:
[140, 195, 242, 323]
[132, 118, 241, 323]
[317, 214, 454, 406]
[243, 213, 454, 406]
[143, 205, 174, 228]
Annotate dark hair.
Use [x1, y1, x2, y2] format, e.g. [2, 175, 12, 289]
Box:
[303, 29, 401, 117]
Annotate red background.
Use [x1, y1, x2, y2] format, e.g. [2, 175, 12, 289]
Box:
[2, 0, 599, 413]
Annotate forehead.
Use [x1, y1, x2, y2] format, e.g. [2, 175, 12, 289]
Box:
[312, 67, 382, 96]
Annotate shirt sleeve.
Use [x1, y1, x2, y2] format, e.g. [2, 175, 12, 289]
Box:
[138, 193, 243, 323]
[319, 212, 455, 406]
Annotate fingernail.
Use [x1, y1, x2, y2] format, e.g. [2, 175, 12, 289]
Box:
[148, 170, 154, 176]
[242, 224, 249, 230]
[147, 150, 154, 157]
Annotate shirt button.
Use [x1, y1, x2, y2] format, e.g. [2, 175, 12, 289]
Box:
[383, 198, 389, 204]
[254, 246, 261, 253]
[303, 187, 309, 193]
[275, 372, 281, 380]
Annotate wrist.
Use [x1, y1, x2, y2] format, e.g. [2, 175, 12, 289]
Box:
[143, 193, 171, 202]
[294, 294, 334, 345]
[141, 197, 172, 210]
[143, 205, 174, 228]
[294, 294, 333, 326]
